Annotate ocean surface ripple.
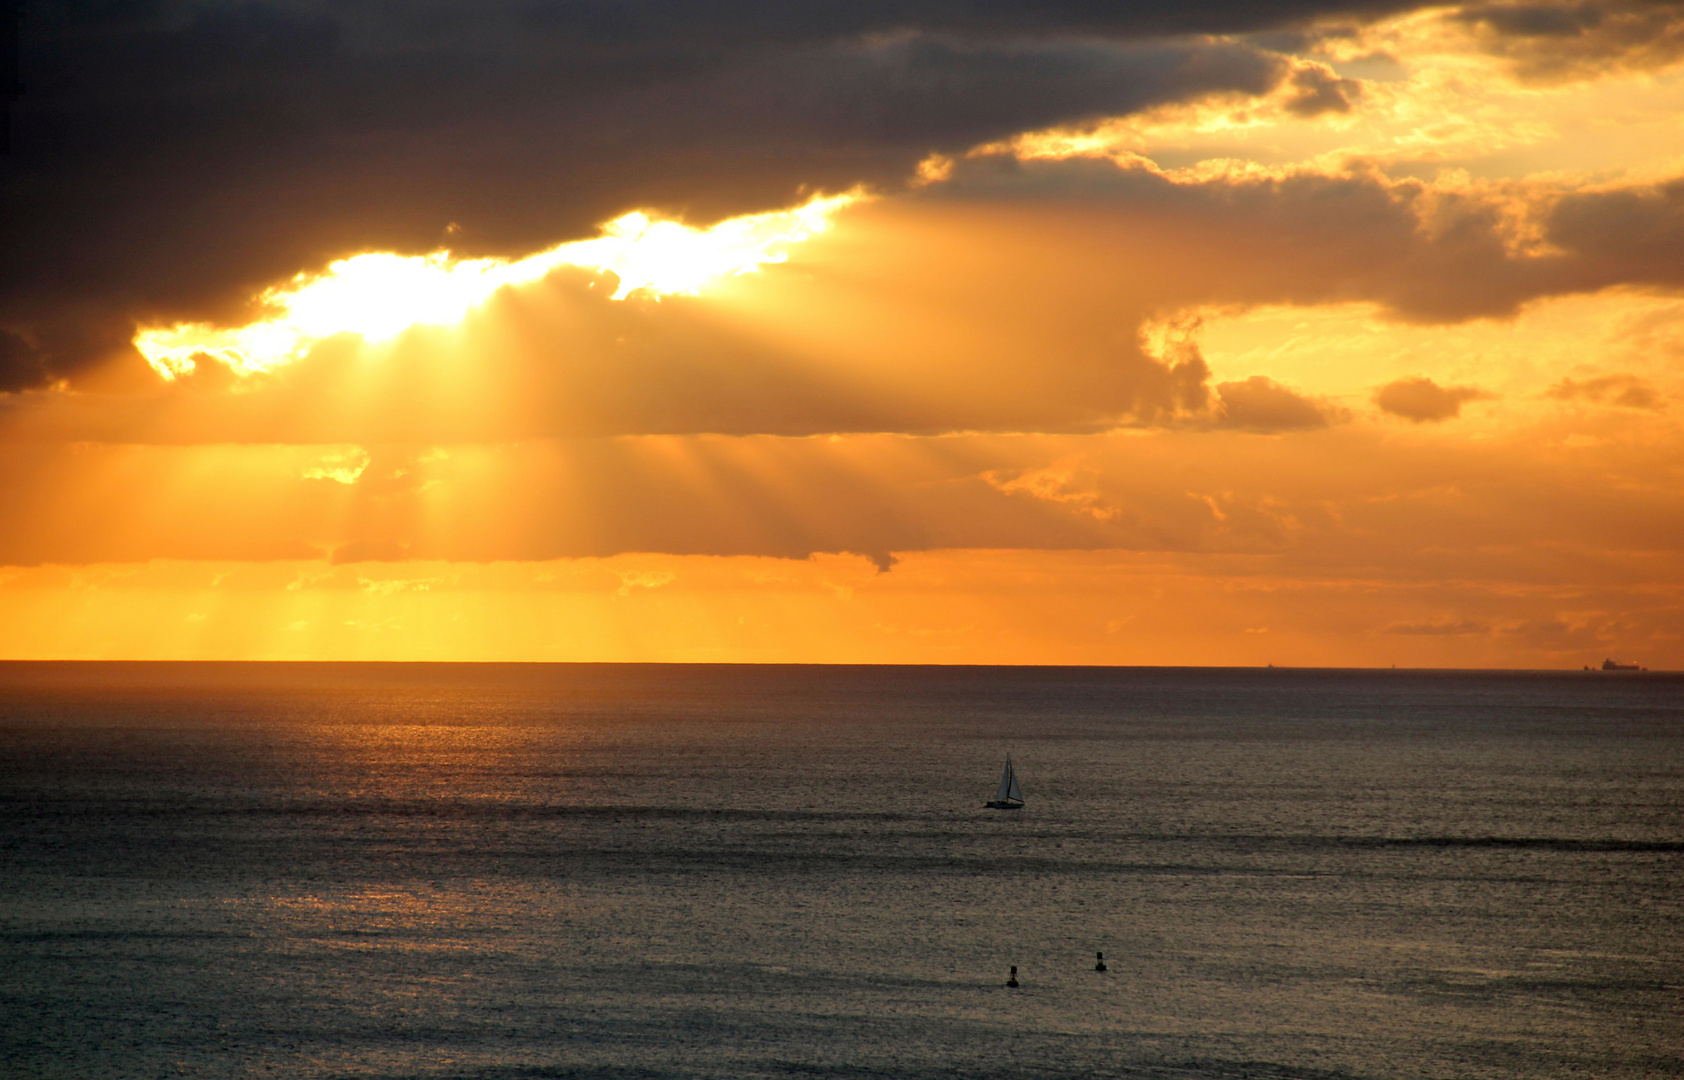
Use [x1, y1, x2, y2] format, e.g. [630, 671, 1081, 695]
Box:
[1, 663, 1680, 1079]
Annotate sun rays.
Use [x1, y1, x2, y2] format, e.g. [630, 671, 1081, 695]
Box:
[134, 190, 865, 380]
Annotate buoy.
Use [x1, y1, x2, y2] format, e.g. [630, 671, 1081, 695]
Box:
[1006, 965, 1019, 988]
[1094, 951, 1107, 972]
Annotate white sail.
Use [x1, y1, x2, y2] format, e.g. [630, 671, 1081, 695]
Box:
[1006, 764, 1022, 803]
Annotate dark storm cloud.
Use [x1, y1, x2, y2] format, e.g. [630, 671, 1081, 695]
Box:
[932, 155, 1684, 323]
[1, 0, 1441, 389]
[1451, 0, 1684, 79]
[0, 329, 43, 393]
[6, 157, 1684, 444]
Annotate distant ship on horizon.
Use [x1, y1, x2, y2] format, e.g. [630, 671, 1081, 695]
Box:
[1592, 658, 1645, 671]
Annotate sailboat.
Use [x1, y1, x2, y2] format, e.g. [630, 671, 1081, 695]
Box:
[985, 756, 1024, 809]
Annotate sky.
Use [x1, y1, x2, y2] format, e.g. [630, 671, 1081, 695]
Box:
[1, 0, 1682, 666]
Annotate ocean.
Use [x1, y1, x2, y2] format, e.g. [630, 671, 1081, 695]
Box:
[1, 662, 1679, 1080]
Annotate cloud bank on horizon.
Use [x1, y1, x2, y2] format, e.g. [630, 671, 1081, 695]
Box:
[1, 0, 1681, 666]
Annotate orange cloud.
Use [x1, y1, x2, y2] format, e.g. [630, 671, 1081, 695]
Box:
[1215, 377, 1339, 431]
[133, 191, 863, 380]
[6, 160, 1683, 451]
[1374, 376, 1493, 422]
[1547, 374, 1663, 410]
[6, 3, 1684, 667]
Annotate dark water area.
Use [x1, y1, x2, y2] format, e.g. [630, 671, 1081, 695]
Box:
[1, 662, 1680, 1079]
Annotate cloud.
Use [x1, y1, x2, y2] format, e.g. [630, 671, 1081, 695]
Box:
[924, 155, 1594, 323]
[982, 459, 1123, 522]
[6, 0, 1430, 389]
[0, 330, 44, 394]
[1546, 179, 1684, 290]
[0, 157, 1679, 443]
[1375, 377, 1492, 422]
[1383, 617, 1493, 635]
[6, 2, 1684, 408]
[331, 539, 409, 565]
[614, 568, 676, 596]
[8, 1, 1684, 394]
[0, 260, 1229, 442]
[1450, 1, 1684, 80]
[2, 417, 1677, 572]
[1215, 376, 1336, 431]
[1281, 63, 1363, 117]
[1546, 374, 1663, 409]
[300, 448, 370, 485]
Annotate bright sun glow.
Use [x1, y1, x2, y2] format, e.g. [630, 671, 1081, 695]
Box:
[135, 190, 864, 379]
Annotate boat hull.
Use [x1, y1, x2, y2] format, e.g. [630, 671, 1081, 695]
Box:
[984, 800, 1023, 809]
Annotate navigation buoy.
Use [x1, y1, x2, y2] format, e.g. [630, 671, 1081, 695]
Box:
[1094, 951, 1107, 972]
[1006, 965, 1019, 988]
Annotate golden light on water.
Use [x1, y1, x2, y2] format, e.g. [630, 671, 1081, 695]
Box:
[134, 190, 864, 380]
